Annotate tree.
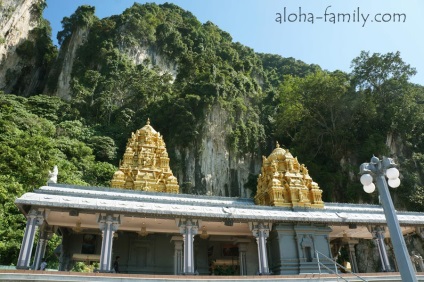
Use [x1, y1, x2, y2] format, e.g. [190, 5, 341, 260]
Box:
[275, 70, 359, 202]
[0, 94, 118, 264]
[87, 136, 117, 162]
[351, 51, 417, 134]
[57, 5, 96, 45]
[351, 51, 416, 94]
[0, 176, 26, 264]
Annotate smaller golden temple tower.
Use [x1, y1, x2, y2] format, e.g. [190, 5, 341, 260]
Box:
[111, 119, 179, 193]
[255, 142, 324, 208]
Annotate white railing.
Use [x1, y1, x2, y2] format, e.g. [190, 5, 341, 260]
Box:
[315, 250, 367, 282]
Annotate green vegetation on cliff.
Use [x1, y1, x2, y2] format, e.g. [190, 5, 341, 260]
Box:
[6, 1, 57, 96]
[56, 3, 424, 208]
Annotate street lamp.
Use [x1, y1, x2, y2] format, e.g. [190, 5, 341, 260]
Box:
[359, 156, 417, 282]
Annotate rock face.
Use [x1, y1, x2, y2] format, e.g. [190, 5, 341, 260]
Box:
[123, 45, 178, 81]
[52, 26, 89, 100]
[0, 0, 40, 93]
[355, 234, 424, 273]
[174, 104, 261, 197]
[405, 233, 424, 269]
[46, 21, 256, 196]
[356, 239, 382, 273]
[53, 35, 177, 99]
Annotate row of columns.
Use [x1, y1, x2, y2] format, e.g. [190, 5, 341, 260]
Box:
[21, 211, 417, 275]
[16, 210, 122, 272]
[32, 225, 53, 270]
[16, 210, 45, 269]
[173, 219, 271, 275]
[109, 220, 422, 275]
[17, 212, 337, 275]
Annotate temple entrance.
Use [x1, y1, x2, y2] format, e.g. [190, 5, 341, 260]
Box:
[210, 259, 239, 275]
[207, 243, 240, 275]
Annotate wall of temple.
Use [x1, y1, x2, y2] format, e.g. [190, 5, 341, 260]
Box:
[269, 223, 333, 275]
[118, 233, 174, 274]
[60, 230, 260, 275]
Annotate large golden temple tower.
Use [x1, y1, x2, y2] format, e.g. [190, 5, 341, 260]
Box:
[111, 119, 179, 193]
[255, 142, 324, 208]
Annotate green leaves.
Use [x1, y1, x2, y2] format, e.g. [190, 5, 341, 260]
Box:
[57, 5, 96, 45]
[274, 70, 356, 202]
[86, 136, 117, 162]
[0, 175, 26, 264]
[270, 51, 423, 206]
[3, 3, 424, 250]
[351, 51, 416, 92]
[0, 94, 118, 264]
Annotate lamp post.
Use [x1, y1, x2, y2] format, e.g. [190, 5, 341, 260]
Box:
[359, 156, 417, 282]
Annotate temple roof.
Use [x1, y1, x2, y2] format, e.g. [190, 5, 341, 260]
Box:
[15, 184, 424, 226]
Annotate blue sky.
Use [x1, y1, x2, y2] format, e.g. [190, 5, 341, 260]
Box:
[44, 0, 424, 85]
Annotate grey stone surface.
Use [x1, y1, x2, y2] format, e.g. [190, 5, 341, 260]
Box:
[15, 184, 424, 225]
[0, 271, 421, 281]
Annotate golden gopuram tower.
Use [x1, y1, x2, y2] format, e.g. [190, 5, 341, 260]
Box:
[111, 119, 179, 193]
[255, 142, 324, 208]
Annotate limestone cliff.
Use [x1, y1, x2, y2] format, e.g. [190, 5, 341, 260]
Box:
[0, 0, 42, 94]
[355, 234, 424, 273]
[122, 44, 178, 81]
[51, 33, 177, 99]
[356, 239, 383, 272]
[52, 26, 89, 100]
[174, 105, 261, 197]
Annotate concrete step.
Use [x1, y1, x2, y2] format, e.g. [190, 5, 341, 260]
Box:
[1, 270, 424, 282]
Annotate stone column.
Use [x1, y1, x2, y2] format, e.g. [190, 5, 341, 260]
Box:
[347, 240, 359, 273]
[98, 214, 120, 272]
[171, 236, 184, 275]
[33, 225, 53, 270]
[250, 222, 271, 275]
[238, 243, 248, 275]
[177, 218, 199, 274]
[58, 228, 72, 271]
[16, 209, 44, 269]
[373, 226, 391, 272]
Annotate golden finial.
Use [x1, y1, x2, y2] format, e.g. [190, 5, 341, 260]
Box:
[147, 118, 150, 125]
[276, 141, 280, 148]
